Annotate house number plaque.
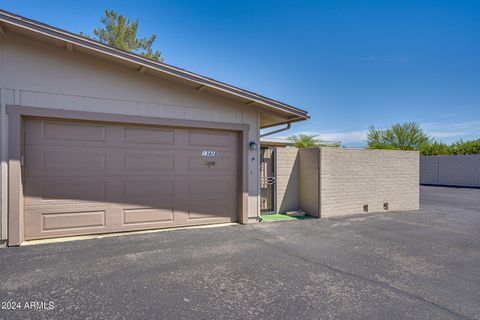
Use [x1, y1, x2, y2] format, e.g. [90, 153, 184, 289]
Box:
[201, 151, 219, 157]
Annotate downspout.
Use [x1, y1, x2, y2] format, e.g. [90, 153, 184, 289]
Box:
[0, 27, 7, 241]
[260, 122, 291, 138]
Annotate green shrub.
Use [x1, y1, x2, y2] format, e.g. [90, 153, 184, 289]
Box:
[420, 141, 451, 156]
[450, 139, 480, 155]
[287, 134, 342, 148]
[288, 134, 320, 148]
[368, 122, 430, 151]
[367, 122, 480, 155]
[420, 139, 480, 156]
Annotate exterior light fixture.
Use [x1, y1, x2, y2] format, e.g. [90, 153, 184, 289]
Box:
[249, 141, 258, 150]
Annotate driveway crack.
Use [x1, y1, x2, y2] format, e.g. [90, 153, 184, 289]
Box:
[234, 227, 473, 320]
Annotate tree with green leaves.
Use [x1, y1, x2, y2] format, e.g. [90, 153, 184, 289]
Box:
[288, 134, 319, 148]
[288, 134, 341, 148]
[81, 10, 162, 61]
[368, 122, 430, 151]
[288, 134, 320, 148]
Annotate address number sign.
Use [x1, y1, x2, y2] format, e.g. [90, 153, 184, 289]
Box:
[201, 150, 219, 157]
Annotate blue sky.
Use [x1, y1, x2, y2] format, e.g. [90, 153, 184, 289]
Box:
[1, 0, 479, 146]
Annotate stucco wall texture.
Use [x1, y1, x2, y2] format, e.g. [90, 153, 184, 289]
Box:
[275, 147, 419, 217]
[420, 155, 480, 187]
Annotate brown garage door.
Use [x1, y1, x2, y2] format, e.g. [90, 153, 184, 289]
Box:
[23, 118, 238, 240]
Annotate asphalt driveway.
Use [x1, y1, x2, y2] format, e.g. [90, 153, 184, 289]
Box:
[1, 186, 479, 320]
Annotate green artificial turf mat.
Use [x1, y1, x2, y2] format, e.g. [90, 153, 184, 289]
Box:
[260, 214, 315, 222]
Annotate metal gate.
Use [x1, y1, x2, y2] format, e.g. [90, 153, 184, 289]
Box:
[260, 148, 275, 213]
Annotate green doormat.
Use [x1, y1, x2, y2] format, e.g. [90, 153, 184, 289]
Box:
[259, 214, 315, 222]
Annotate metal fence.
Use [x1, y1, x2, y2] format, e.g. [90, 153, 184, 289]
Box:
[420, 155, 480, 187]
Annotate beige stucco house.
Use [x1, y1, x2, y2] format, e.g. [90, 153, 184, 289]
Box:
[0, 10, 309, 245]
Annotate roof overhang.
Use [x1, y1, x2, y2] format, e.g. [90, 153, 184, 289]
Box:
[260, 137, 295, 148]
[0, 10, 309, 128]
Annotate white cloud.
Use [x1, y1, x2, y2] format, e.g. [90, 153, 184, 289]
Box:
[427, 131, 467, 138]
[275, 119, 480, 147]
[421, 120, 480, 140]
[278, 129, 368, 144]
[316, 130, 368, 143]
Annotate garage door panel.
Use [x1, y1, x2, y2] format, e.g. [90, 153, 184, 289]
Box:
[116, 149, 182, 174]
[123, 126, 175, 145]
[123, 179, 175, 201]
[25, 119, 108, 145]
[186, 199, 235, 222]
[42, 150, 107, 171]
[188, 129, 236, 147]
[24, 202, 114, 214]
[23, 118, 238, 240]
[24, 209, 108, 240]
[42, 210, 107, 231]
[188, 155, 235, 172]
[188, 179, 235, 201]
[25, 147, 107, 176]
[43, 121, 106, 142]
[123, 153, 175, 171]
[25, 178, 107, 205]
[42, 180, 106, 202]
[122, 207, 175, 225]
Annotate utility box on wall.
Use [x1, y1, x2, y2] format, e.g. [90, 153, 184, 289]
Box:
[275, 147, 420, 217]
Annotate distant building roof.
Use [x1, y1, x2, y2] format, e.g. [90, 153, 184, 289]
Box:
[260, 137, 341, 148]
[260, 137, 295, 147]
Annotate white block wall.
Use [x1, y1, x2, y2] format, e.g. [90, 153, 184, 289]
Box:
[299, 148, 320, 216]
[275, 148, 420, 218]
[319, 148, 419, 217]
[275, 148, 299, 213]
